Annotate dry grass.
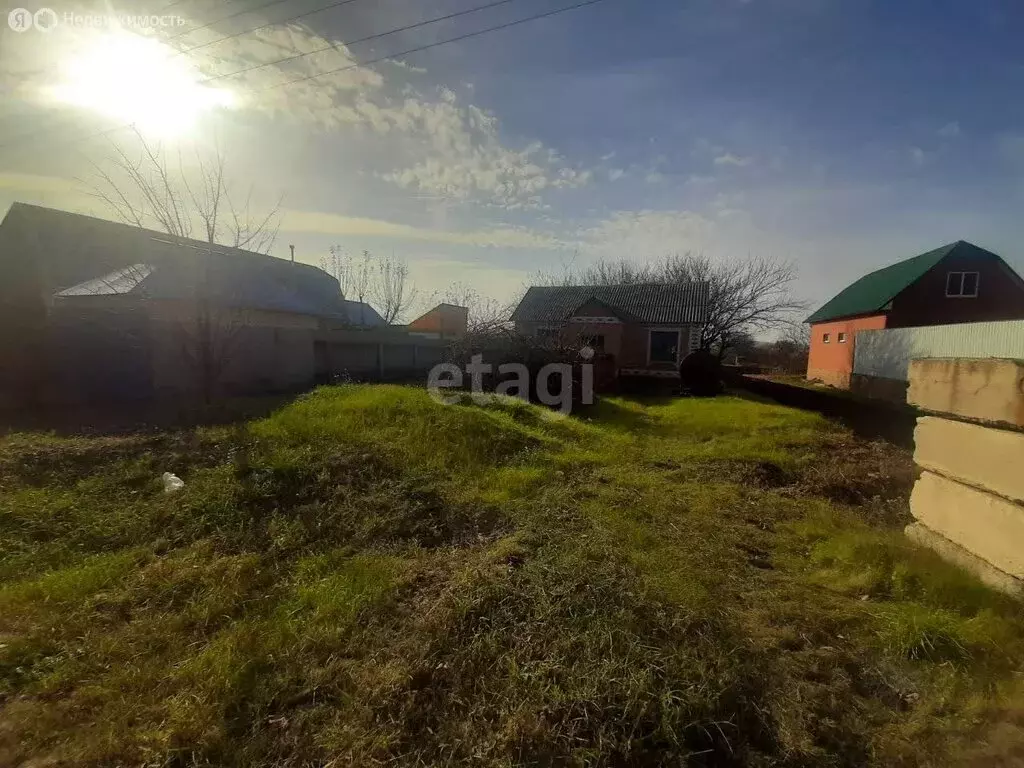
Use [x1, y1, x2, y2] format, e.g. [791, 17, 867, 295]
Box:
[0, 385, 1021, 766]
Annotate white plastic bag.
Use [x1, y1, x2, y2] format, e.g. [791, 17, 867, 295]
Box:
[162, 472, 185, 493]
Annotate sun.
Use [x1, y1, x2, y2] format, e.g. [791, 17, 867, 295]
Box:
[50, 30, 235, 137]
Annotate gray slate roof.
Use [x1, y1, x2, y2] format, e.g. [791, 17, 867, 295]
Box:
[511, 283, 709, 325]
[2, 203, 381, 324]
[338, 299, 386, 327]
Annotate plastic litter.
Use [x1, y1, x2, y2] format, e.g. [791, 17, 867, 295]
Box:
[162, 472, 185, 493]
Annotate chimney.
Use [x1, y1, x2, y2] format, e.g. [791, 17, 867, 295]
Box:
[289, 244, 295, 262]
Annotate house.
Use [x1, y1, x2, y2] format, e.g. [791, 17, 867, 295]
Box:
[406, 303, 469, 339]
[805, 240, 1024, 389]
[338, 300, 387, 328]
[510, 283, 709, 377]
[0, 203, 392, 406]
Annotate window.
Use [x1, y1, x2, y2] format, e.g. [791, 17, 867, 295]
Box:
[649, 330, 679, 363]
[838, 332, 847, 343]
[946, 271, 979, 298]
[537, 327, 559, 341]
[822, 333, 831, 344]
[581, 334, 605, 351]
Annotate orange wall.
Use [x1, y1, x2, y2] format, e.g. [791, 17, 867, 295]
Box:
[408, 304, 468, 336]
[806, 314, 887, 388]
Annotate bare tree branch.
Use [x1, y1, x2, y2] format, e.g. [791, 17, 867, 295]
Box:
[436, 282, 514, 333]
[87, 128, 280, 252]
[372, 252, 417, 324]
[83, 130, 285, 403]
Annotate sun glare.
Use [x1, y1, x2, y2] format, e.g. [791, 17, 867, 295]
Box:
[50, 31, 235, 137]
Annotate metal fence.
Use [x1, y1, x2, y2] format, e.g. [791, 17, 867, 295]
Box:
[853, 320, 1024, 382]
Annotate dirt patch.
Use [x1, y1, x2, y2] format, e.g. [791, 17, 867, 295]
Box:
[234, 453, 509, 550]
[0, 431, 236, 488]
[792, 434, 915, 525]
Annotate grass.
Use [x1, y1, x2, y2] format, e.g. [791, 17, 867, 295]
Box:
[1, 385, 1022, 765]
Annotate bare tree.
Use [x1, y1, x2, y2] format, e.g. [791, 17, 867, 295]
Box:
[321, 249, 417, 326]
[321, 246, 346, 299]
[578, 259, 656, 285]
[87, 128, 281, 253]
[437, 282, 514, 333]
[372, 253, 417, 324]
[86, 130, 284, 403]
[782, 320, 811, 351]
[659, 254, 807, 359]
[321, 246, 370, 303]
[548, 253, 807, 360]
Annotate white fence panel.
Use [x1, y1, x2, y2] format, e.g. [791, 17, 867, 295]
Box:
[853, 320, 1024, 382]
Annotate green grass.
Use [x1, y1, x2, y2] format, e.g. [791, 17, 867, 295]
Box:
[1, 384, 1022, 765]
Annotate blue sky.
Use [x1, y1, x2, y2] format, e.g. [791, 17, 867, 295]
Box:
[2, 0, 1023, 317]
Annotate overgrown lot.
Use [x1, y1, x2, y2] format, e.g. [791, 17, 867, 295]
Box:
[1, 386, 1022, 766]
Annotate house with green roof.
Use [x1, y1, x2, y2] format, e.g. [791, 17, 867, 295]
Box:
[806, 240, 1024, 388]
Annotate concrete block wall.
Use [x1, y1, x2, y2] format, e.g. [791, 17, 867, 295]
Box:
[906, 358, 1024, 596]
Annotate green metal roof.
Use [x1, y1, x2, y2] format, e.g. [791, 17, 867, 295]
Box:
[806, 241, 987, 324]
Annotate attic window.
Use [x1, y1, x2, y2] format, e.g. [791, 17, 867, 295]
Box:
[822, 333, 831, 344]
[946, 271, 979, 298]
[838, 332, 847, 343]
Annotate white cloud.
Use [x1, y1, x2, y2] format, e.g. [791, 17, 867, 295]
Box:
[279, 207, 567, 249]
[1, 16, 591, 213]
[608, 168, 625, 181]
[937, 121, 960, 139]
[713, 153, 752, 167]
[185, 25, 588, 210]
[376, 95, 592, 209]
[910, 146, 927, 166]
[574, 209, 716, 258]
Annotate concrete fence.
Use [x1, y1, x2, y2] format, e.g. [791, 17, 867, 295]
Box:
[34, 307, 453, 406]
[905, 358, 1024, 597]
[314, 328, 448, 383]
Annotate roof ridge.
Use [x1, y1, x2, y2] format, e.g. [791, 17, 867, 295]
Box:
[511, 282, 708, 325]
[529, 281, 701, 290]
[6, 201, 321, 275]
[806, 240, 992, 324]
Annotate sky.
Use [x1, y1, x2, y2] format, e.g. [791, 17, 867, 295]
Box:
[2, 0, 1024, 320]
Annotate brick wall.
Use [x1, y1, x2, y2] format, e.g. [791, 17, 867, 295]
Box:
[806, 314, 887, 388]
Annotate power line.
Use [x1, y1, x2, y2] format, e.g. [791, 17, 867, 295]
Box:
[254, 0, 610, 94]
[178, 0, 367, 54]
[158, 0, 221, 9]
[163, 0, 296, 43]
[0, 0, 614, 154]
[3, 0, 333, 130]
[2, 0, 371, 147]
[2, 0, 525, 148]
[8, 0, 492, 144]
[20, 0, 312, 79]
[198, 0, 524, 84]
